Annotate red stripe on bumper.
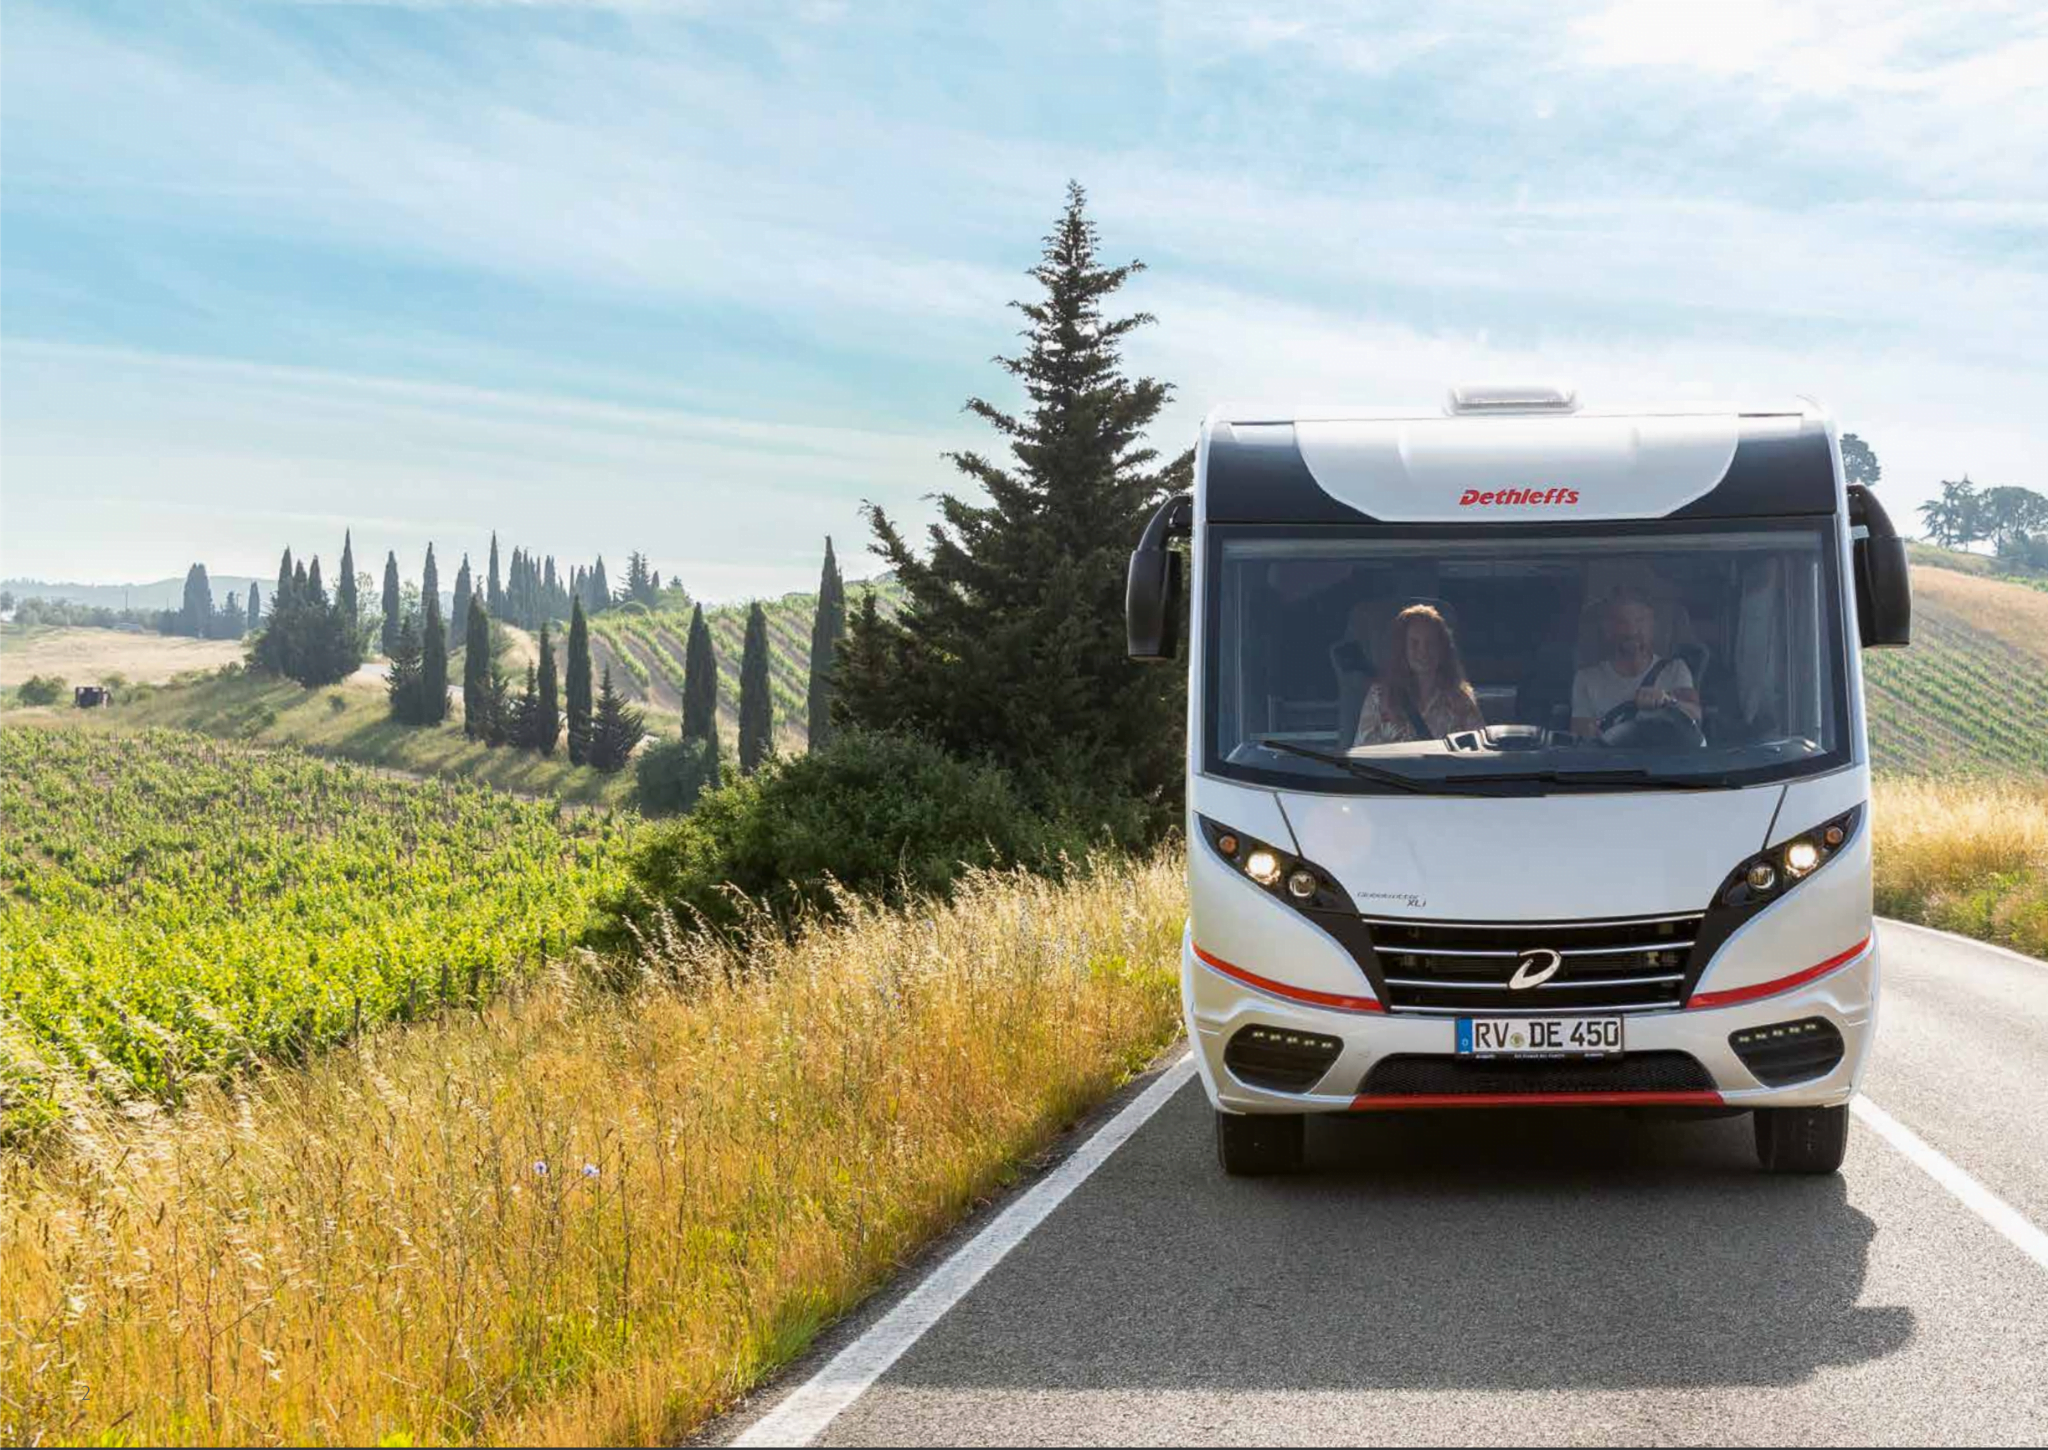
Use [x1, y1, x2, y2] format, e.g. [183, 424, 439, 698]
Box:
[1351, 1090, 1725, 1111]
[1686, 936, 1872, 1010]
[1193, 944, 1386, 1014]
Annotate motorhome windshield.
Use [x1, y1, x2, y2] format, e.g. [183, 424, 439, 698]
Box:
[1207, 521, 1847, 793]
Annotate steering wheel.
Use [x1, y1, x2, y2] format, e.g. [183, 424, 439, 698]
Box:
[1594, 698, 1706, 750]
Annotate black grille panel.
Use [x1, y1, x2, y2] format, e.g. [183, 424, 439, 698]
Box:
[1224, 1025, 1343, 1092]
[1367, 913, 1700, 1015]
[1360, 1052, 1716, 1098]
[1730, 1017, 1845, 1086]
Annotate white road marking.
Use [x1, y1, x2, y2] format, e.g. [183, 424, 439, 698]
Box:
[1877, 916, 2047, 972]
[1854, 1094, 2048, 1272]
[732, 1054, 1199, 1448]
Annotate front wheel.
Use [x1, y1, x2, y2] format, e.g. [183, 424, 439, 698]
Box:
[1215, 1110, 1305, 1176]
[1754, 1103, 1850, 1174]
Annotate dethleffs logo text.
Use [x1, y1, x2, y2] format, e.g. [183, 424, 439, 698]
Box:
[1458, 486, 1580, 506]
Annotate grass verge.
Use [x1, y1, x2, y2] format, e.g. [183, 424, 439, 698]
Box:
[1873, 775, 2048, 959]
[0, 853, 1185, 1446]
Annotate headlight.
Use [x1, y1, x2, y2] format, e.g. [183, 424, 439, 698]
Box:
[1198, 816, 1344, 913]
[1717, 806, 1862, 908]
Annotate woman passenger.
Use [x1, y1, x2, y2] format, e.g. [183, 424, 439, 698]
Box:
[1352, 604, 1485, 745]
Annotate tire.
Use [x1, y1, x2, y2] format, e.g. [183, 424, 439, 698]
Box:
[1754, 1103, 1850, 1174]
[1215, 1110, 1305, 1176]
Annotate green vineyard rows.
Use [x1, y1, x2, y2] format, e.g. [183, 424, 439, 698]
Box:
[0, 727, 637, 1137]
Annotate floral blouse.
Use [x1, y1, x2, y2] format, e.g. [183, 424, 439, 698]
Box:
[1352, 681, 1485, 745]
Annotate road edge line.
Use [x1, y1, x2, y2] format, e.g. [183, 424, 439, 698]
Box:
[1852, 1094, 2048, 1272]
[730, 1053, 1198, 1447]
[1878, 916, 2046, 972]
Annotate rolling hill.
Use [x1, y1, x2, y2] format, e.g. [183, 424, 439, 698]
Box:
[1864, 563, 2048, 775]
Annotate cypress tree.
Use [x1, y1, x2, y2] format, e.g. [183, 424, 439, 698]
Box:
[805, 536, 845, 750]
[587, 666, 645, 773]
[590, 556, 611, 613]
[841, 181, 1192, 812]
[180, 563, 214, 639]
[487, 533, 503, 616]
[681, 602, 718, 742]
[832, 589, 892, 728]
[449, 555, 473, 653]
[420, 585, 449, 723]
[274, 548, 295, 614]
[536, 622, 560, 755]
[386, 612, 425, 723]
[246, 581, 261, 635]
[337, 530, 358, 631]
[566, 597, 593, 764]
[305, 557, 325, 606]
[463, 597, 492, 740]
[509, 664, 540, 749]
[380, 552, 402, 656]
[738, 601, 773, 774]
[421, 544, 440, 632]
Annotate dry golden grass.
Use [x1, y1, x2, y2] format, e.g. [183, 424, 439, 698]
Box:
[1873, 775, 2048, 959]
[0, 855, 1186, 1446]
[0, 626, 248, 688]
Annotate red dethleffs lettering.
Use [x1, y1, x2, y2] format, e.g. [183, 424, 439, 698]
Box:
[1457, 487, 1581, 507]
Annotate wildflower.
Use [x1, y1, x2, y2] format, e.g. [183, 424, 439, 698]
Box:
[532, 1160, 548, 1177]
[581, 1164, 599, 1179]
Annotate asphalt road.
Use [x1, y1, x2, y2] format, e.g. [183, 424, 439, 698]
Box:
[720, 920, 2048, 1446]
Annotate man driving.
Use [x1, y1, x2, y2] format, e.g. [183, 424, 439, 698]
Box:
[1571, 587, 1701, 739]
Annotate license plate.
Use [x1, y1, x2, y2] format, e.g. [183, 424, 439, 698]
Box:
[1457, 1016, 1623, 1057]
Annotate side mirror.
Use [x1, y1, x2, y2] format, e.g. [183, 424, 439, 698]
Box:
[1849, 485, 1911, 648]
[1126, 494, 1192, 661]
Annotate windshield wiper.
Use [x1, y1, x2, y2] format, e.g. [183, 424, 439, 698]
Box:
[1448, 767, 1727, 792]
[1253, 738, 1432, 794]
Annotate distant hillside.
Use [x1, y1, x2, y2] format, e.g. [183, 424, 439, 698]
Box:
[3, 576, 266, 611]
[1865, 564, 2048, 775]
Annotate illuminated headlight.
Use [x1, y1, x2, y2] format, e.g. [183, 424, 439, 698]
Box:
[1783, 839, 1822, 878]
[1718, 806, 1862, 909]
[1245, 849, 1282, 886]
[1197, 817, 1343, 912]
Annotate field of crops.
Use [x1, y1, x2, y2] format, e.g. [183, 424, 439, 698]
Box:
[1864, 565, 2048, 775]
[0, 726, 635, 1138]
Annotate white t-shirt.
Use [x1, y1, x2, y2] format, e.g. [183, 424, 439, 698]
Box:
[1572, 657, 1695, 726]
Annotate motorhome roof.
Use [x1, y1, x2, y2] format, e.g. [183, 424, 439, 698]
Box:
[1209, 399, 1819, 428]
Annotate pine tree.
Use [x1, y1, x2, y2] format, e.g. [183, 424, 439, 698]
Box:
[336, 531, 358, 631]
[380, 552, 402, 656]
[420, 573, 449, 723]
[246, 582, 261, 635]
[508, 665, 540, 749]
[536, 622, 560, 755]
[587, 666, 645, 773]
[386, 612, 425, 722]
[487, 533, 503, 617]
[738, 601, 774, 774]
[832, 589, 892, 729]
[681, 602, 719, 742]
[566, 597, 593, 765]
[840, 182, 1192, 809]
[449, 555, 473, 653]
[463, 597, 492, 740]
[805, 536, 845, 750]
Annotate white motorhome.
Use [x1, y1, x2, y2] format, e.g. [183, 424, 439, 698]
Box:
[1127, 385, 1911, 1175]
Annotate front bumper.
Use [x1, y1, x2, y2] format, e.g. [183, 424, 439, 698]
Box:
[1183, 925, 1878, 1115]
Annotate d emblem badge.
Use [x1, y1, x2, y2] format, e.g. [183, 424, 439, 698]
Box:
[1508, 949, 1563, 991]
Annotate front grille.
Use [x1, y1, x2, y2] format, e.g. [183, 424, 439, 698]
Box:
[1367, 913, 1700, 1015]
[1360, 1051, 1715, 1097]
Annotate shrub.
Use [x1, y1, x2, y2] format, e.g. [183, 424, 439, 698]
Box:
[597, 729, 1095, 943]
[328, 691, 349, 714]
[15, 675, 64, 707]
[636, 733, 722, 815]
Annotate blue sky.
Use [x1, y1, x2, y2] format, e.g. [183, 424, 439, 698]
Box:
[3, 0, 2043, 600]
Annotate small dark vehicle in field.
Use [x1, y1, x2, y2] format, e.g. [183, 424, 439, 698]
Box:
[74, 684, 111, 708]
